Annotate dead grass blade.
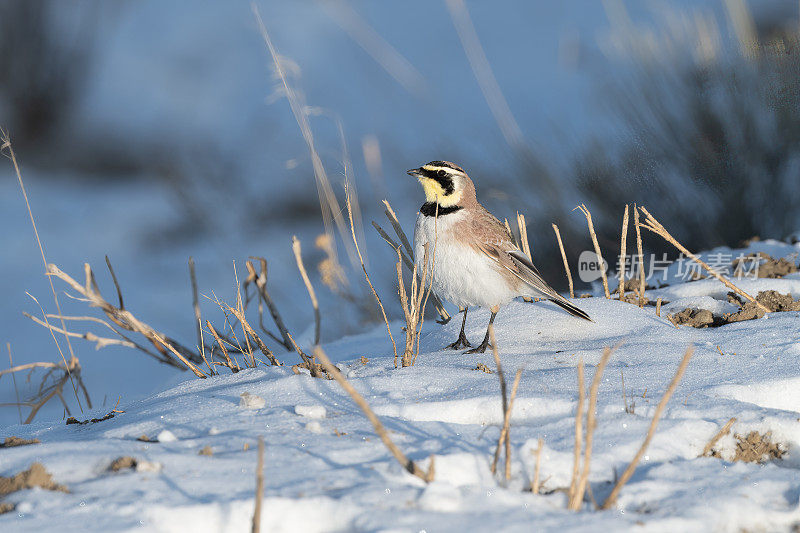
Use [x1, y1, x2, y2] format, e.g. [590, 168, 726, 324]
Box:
[292, 237, 321, 346]
[2, 129, 83, 412]
[633, 205, 646, 307]
[638, 206, 768, 313]
[251, 435, 265, 533]
[567, 358, 585, 504]
[702, 417, 737, 457]
[313, 346, 434, 482]
[618, 205, 629, 299]
[245, 258, 293, 351]
[570, 346, 614, 510]
[531, 437, 544, 494]
[345, 183, 397, 363]
[489, 325, 522, 480]
[601, 346, 694, 510]
[552, 223, 574, 298]
[575, 204, 610, 298]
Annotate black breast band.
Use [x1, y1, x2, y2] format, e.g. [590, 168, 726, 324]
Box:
[419, 203, 463, 217]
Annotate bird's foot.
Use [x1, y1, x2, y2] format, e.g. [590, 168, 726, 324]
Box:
[465, 339, 491, 354]
[446, 332, 472, 350]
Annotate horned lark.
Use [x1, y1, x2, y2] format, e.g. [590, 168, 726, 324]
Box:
[409, 161, 591, 353]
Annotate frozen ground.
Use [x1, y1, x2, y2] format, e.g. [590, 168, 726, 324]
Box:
[1, 243, 800, 531]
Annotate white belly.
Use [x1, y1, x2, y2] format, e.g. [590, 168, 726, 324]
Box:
[413, 212, 519, 309]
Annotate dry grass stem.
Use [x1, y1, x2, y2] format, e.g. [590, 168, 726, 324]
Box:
[252, 435, 264, 533]
[39, 263, 206, 377]
[244, 258, 293, 351]
[378, 200, 450, 323]
[531, 437, 544, 494]
[488, 325, 522, 480]
[633, 205, 646, 308]
[206, 320, 238, 372]
[638, 206, 768, 312]
[345, 183, 397, 363]
[575, 204, 610, 298]
[552, 223, 574, 298]
[291, 236, 321, 346]
[2, 129, 83, 411]
[602, 346, 694, 510]
[252, 4, 359, 271]
[6, 344, 23, 424]
[702, 417, 737, 457]
[618, 205, 629, 299]
[396, 244, 432, 367]
[188, 257, 204, 352]
[570, 347, 614, 510]
[567, 358, 585, 505]
[313, 346, 434, 482]
[656, 298, 662, 316]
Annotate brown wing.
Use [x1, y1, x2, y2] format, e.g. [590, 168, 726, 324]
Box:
[466, 207, 592, 321]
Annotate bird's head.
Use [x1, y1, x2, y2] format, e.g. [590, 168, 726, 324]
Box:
[407, 161, 474, 207]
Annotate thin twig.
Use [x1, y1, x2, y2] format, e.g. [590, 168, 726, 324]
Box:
[638, 207, 768, 313]
[189, 257, 204, 352]
[568, 358, 585, 504]
[252, 435, 264, 533]
[702, 417, 737, 457]
[6, 343, 23, 424]
[246, 258, 293, 351]
[2, 129, 83, 412]
[105, 256, 124, 310]
[345, 182, 397, 361]
[292, 237, 321, 346]
[531, 437, 544, 494]
[618, 205, 629, 299]
[570, 346, 614, 510]
[552, 224, 574, 298]
[575, 204, 610, 298]
[313, 346, 433, 482]
[602, 346, 694, 509]
[633, 205, 646, 308]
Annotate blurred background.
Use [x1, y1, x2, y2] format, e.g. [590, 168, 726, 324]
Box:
[2, 0, 799, 425]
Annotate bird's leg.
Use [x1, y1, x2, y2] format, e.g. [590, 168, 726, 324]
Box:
[465, 306, 499, 354]
[446, 308, 471, 349]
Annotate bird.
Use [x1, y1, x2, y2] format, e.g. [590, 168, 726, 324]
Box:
[408, 160, 591, 353]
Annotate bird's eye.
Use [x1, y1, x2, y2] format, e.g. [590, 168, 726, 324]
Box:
[437, 170, 446, 177]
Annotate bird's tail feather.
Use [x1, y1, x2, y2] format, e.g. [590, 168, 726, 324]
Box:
[549, 297, 592, 322]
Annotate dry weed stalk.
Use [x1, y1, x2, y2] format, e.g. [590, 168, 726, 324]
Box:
[567, 358, 585, 506]
[569, 347, 614, 510]
[313, 346, 434, 482]
[2, 128, 83, 413]
[243, 258, 293, 351]
[633, 205, 646, 307]
[531, 437, 544, 494]
[252, 4, 360, 271]
[618, 205, 629, 299]
[345, 183, 398, 364]
[552, 223, 575, 298]
[291, 237, 321, 346]
[601, 346, 694, 510]
[575, 204, 611, 298]
[396, 245, 432, 367]
[488, 325, 523, 480]
[638, 207, 769, 313]
[656, 298, 662, 317]
[252, 436, 265, 533]
[37, 263, 207, 378]
[373, 200, 450, 323]
[702, 417, 737, 457]
[210, 292, 282, 368]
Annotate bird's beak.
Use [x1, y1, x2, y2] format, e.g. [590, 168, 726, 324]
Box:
[407, 168, 423, 178]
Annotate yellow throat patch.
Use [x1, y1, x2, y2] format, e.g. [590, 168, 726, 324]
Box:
[418, 177, 462, 207]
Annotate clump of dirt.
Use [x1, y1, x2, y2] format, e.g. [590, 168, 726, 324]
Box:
[671, 290, 800, 328]
[0, 437, 40, 448]
[0, 463, 68, 496]
[710, 431, 786, 463]
[668, 308, 718, 328]
[66, 410, 116, 425]
[136, 434, 156, 443]
[108, 456, 137, 472]
[291, 361, 334, 380]
[474, 363, 493, 374]
[0, 502, 15, 514]
[732, 252, 798, 279]
[198, 446, 213, 456]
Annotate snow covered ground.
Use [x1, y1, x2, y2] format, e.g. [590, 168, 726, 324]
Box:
[2, 243, 800, 532]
